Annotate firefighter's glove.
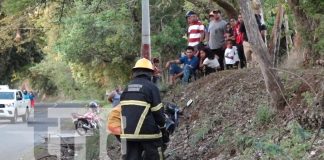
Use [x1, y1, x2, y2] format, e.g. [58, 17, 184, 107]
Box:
[160, 127, 170, 143]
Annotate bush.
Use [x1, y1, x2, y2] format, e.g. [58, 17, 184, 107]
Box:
[255, 104, 274, 125]
[301, 91, 314, 107]
[235, 134, 255, 152]
[235, 122, 312, 159]
[190, 126, 209, 145]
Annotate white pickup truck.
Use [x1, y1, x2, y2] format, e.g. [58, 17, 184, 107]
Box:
[0, 88, 31, 123]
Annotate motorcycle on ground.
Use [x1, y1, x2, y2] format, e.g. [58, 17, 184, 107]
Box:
[71, 111, 102, 136]
[163, 99, 193, 135]
[161, 99, 193, 153]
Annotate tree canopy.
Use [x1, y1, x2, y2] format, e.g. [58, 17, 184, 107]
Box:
[0, 0, 323, 99]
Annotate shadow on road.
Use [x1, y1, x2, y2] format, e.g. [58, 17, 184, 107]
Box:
[0, 120, 26, 125]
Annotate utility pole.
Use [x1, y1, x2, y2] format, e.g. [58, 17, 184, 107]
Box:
[141, 0, 151, 60]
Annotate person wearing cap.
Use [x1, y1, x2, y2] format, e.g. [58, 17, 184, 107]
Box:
[206, 10, 227, 70]
[120, 58, 168, 160]
[186, 11, 205, 50]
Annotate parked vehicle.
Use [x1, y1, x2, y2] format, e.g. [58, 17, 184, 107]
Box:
[0, 85, 9, 90]
[0, 88, 31, 123]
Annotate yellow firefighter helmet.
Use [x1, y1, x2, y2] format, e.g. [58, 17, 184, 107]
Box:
[132, 58, 154, 71]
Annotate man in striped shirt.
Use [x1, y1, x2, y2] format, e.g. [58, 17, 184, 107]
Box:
[186, 11, 205, 51]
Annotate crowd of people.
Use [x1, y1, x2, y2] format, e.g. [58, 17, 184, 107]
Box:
[23, 90, 35, 108]
[164, 8, 266, 85]
[105, 7, 267, 159]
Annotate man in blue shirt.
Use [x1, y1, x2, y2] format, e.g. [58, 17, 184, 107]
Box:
[165, 46, 199, 84]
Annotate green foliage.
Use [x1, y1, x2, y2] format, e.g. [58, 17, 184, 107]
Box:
[235, 134, 255, 152]
[255, 104, 274, 125]
[27, 1, 135, 97]
[55, 0, 138, 64]
[31, 0, 188, 98]
[152, 19, 187, 58]
[235, 121, 313, 159]
[299, 0, 323, 17]
[295, 0, 324, 56]
[0, 14, 44, 84]
[0, 0, 322, 99]
[29, 54, 115, 99]
[30, 74, 57, 96]
[190, 116, 221, 146]
[263, 0, 324, 57]
[314, 19, 324, 55]
[0, 0, 190, 97]
[190, 124, 209, 145]
[29, 55, 74, 96]
[190, 120, 210, 145]
[2, 0, 36, 15]
[151, 0, 187, 57]
[255, 139, 284, 158]
[281, 121, 312, 159]
[289, 81, 301, 93]
[301, 91, 314, 107]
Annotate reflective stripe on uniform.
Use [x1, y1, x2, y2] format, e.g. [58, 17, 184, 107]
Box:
[151, 103, 163, 112]
[120, 133, 162, 139]
[158, 147, 163, 160]
[120, 100, 150, 107]
[120, 100, 152, 135]
[121, 115, 126, 134]
[134, 105, 150, 134]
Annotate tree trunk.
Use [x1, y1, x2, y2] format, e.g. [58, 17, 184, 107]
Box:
[287, 0, 317, 64]
[239, 0, 286, 110]
[284, 13, 293, 57]
[269, 4, 284, 67]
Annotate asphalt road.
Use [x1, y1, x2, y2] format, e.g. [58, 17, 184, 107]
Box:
[0, 103, 84, 160]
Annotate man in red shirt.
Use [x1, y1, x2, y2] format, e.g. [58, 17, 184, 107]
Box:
[186, 11, 205, 51]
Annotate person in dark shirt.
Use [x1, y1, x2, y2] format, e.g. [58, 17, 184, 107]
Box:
[120, 58, 168, 160]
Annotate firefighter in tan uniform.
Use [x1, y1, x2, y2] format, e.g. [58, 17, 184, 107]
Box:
[120, 58, 167, 160]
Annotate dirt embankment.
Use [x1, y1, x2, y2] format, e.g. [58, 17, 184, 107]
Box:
[103, 68, 324, 159]
[163, 68, 324, 160]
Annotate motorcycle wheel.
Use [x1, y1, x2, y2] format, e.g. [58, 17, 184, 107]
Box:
[76, 120, 87, 136]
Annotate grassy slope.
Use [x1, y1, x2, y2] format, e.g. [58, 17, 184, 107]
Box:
[164, 68, 324, 160]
